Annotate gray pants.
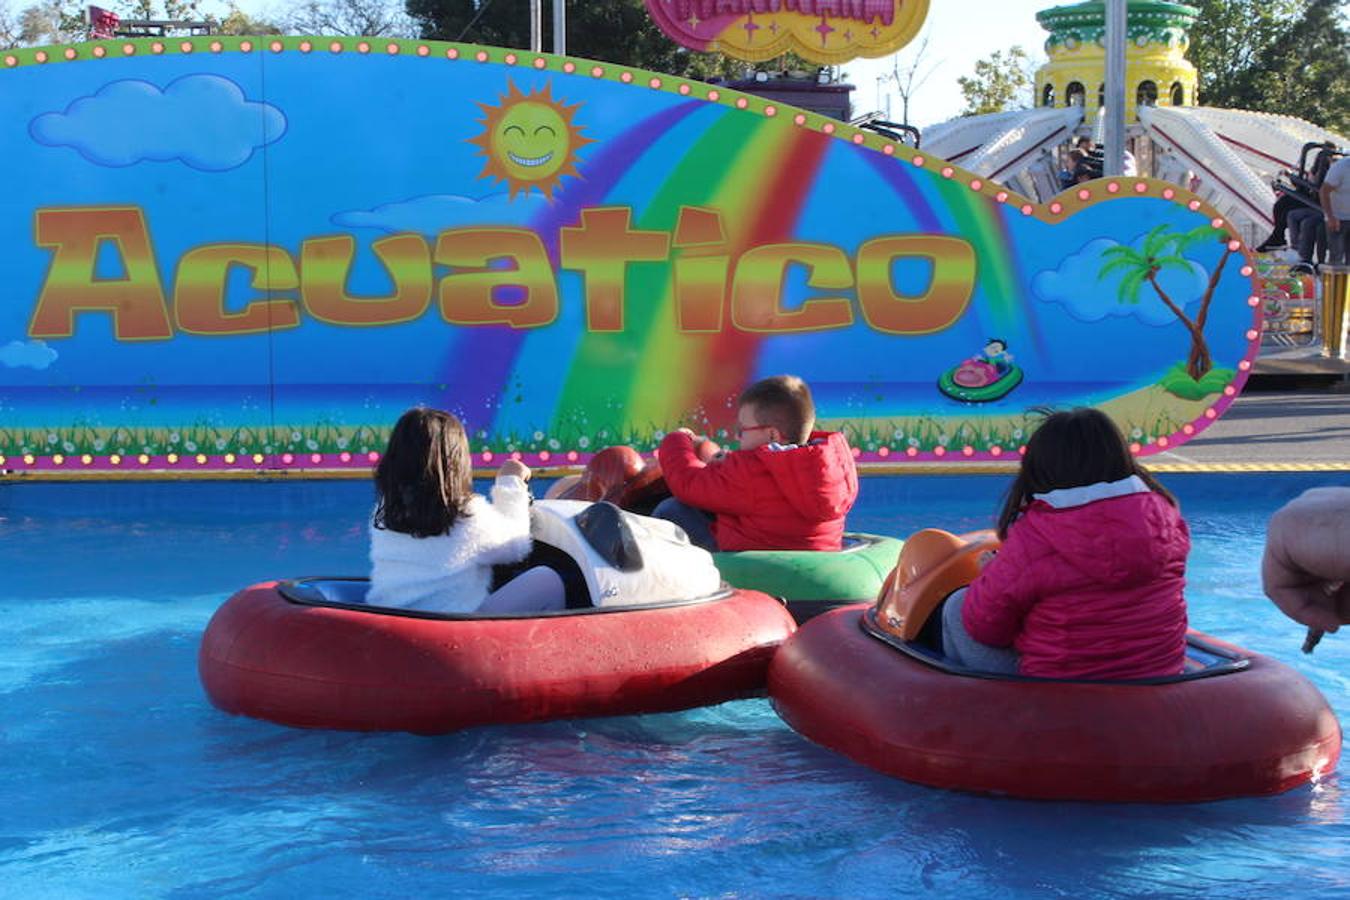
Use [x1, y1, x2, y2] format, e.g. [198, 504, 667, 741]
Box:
[478, 566, 566, 614]
[1289, 208, 1320, 253]
[652, 497, 718, 552]
[1296, 214, 1350, 265]
[941, 588, 1020, 675]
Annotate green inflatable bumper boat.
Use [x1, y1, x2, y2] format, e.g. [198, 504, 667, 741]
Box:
[937, 363, 1023, 403]
[544, 448, 903, 624]
[714, 534, 903, 624]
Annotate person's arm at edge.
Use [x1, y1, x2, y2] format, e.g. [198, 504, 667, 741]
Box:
[1320, 175, 1341, 232]
[1262, 487, 1350, 632]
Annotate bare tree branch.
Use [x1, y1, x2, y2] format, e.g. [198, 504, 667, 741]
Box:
[0, 1, 21, 49]
[880, 35, 942, 126]
[287, 0, 416, 38]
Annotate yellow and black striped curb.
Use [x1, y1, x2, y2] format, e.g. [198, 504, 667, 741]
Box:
[5, 461, 1350, 483]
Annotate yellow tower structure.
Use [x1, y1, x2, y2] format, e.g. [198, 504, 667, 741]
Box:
[1035, 1, 1199, 126]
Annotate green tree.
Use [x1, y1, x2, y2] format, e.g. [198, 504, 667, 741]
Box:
[1098, 225, 1235, 380]
[1185, 0, 1303, 109]
[1228, 0, 1350, 134]
[404, 0, 741, 78]
[956, 45, 1033, 117]
[214, 4, 283, 35]
[125, 0, 202, 20]
[1186, 0, 1349, 131]
[9, 0, 85, 45]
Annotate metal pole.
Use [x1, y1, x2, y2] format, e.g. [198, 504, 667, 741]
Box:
[530, 0, 541, 53]
[1103, 0, 1127, 176]
[552, 0, 565, 55]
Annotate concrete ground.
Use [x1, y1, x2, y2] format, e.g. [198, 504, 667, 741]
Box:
[1154, 381, 1350, 467]
[888, 377, 1350, 475]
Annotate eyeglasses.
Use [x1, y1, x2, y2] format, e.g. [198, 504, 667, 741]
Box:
[736, 424, 775, 438]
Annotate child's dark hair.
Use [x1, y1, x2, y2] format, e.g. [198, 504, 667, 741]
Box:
[373, 407, 474, 537]
[739, 375, 815, 445]
[997, 407, 1176, 539]
[986, 338, 1007, 351]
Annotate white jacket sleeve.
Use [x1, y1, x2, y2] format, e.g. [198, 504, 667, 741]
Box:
[468, 474, 534, 565]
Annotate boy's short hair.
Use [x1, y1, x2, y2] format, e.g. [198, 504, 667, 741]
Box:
[739, 375, 815, 445]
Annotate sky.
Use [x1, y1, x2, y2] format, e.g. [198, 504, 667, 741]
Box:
[196, 0, 1057, 130]
[840, 0, 1054, 127]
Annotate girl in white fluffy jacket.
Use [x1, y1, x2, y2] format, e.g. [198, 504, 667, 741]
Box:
[368, 407, 565, 614]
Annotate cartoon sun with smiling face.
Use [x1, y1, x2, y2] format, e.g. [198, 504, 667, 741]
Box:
[468, 81, 593, 199]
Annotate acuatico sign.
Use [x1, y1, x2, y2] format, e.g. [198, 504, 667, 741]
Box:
[0, 37, 1259, 477]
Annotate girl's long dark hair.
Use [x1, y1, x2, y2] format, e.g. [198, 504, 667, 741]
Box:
[997, 408, 1176, 538]
[373, 407, 474, 537]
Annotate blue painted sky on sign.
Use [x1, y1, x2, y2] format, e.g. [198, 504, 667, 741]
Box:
[1033, 237, 1210, 327]
[29, 74, 286, 170]
[0, 48, 1252, 402]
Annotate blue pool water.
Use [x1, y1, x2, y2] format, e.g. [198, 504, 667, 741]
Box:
[2, 473, 1349, 898]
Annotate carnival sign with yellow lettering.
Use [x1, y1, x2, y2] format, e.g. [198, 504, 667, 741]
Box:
[0, 37, 1259, 477]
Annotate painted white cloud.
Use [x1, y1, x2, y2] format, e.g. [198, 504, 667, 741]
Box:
[1032, 236, 1210, 327]
[29, 75, 286, 171]
[0, 339, 58, 370]
[331, 192, 549, 235]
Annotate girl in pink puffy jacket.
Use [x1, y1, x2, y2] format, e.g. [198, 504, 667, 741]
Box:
[941, 408, 1189, 680]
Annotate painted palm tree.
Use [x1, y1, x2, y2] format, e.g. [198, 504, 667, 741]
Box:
[1098, 224, 1234, 380]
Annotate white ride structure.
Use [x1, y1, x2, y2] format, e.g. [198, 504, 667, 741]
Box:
[907, 103, 1345, 246]
[890, 1, 1346, 245]
[921, 106, 1086, 203]
[1139, 106, 1346, 243]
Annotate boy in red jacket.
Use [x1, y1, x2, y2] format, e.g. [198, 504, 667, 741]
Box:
[655, 375, 858, 552]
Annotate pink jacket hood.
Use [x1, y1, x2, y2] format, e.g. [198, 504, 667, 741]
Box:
[1015, 477, 1186, 587]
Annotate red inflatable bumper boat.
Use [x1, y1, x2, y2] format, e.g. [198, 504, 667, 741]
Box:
[201, 578, 794, 734]
[201, 498, 797, 733]
[769, 530, 1342, 803]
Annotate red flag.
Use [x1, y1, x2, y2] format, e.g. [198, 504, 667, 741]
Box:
[88, 6, 120, 39]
